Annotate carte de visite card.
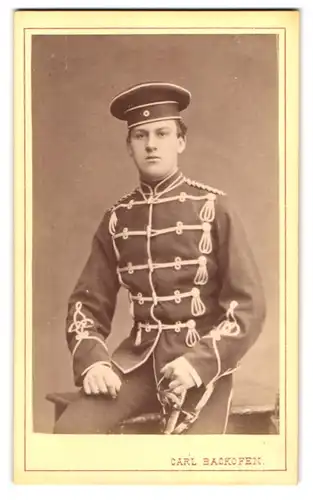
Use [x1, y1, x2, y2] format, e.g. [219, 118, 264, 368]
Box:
[14, 9, 299, 485]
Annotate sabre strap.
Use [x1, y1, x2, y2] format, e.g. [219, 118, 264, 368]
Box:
[157, 379, 216, 434]
[161, 390, 187, 434]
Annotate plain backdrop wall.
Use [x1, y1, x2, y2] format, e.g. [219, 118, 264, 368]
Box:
[32, 34, 279, 432]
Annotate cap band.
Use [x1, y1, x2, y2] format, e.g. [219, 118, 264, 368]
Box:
[126, 101, 180, 128]
[125, 100, 178, 114]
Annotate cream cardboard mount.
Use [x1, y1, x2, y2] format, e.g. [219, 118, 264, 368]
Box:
[13, 10, 299, 485]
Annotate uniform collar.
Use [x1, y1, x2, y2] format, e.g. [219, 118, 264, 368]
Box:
[140, 169, 183, 196]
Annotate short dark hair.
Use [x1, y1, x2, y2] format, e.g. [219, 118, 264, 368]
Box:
[176, 119, 188, 139]
[126, 119, 188, 143]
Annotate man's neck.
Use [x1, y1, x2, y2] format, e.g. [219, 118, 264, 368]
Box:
[139, 168, 179, 187]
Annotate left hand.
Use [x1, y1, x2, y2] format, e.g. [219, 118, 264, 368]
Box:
[160, 357, 197, 395]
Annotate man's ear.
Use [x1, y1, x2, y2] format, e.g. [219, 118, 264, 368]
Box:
[177, 136, 186, 154]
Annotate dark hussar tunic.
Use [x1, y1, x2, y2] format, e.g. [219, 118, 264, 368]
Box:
[66, 169, 266, 433]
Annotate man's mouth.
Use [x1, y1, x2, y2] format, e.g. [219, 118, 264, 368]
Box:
[146, 156, 161, 160]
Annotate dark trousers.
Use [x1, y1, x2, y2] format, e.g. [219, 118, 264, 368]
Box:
[53, 358, 232, 435]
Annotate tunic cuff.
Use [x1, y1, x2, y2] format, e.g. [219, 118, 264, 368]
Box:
[180, 356, 203, 387]
[81, 360, 112, 377]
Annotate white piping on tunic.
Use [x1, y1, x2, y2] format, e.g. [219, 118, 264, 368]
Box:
[113, 223, 208, 239]
[113, 229, 147, 239]
[111, 175, 217, 263]
[119, 262, 149, 273]
[142, 201, 163, 342]
[130, 286, 205, 305]
[202, 301, 240, 342]
[111, 328, 164, 375]
[135, 318, 200, 348]
[155, 172, 184, 195]
[109, 175, 223, 213]
[139, 172, 184, 201]
[72, 334, 109, 358]
[113, 199, 165, 372]
[109, 211, 118, 234]
[130, 287, 206, 319]
[150, 256, 205, 269]
[118, 255, 208, 285]
[155, 192, 214, 204]
[108, 209, 121, 265]
[131, 288, 198, 303]
[201, 300, 241, 384]
[68, 301, 109, 358]
[140, 168, 178, 193]
[108, 172, 223, 371]
[114, 192, 212, 211]
[114, 199, 147, 210]
[81, 360, 112, 377]
[112, 235, 121, 262]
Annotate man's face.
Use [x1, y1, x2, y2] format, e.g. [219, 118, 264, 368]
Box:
[126, 119, 186, 182]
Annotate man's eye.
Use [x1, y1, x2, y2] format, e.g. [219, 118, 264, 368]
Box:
[158, 131, 167, 137]
[134, 133, 144, 139]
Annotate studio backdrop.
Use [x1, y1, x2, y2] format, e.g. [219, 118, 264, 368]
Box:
[32, 34, 278, 432]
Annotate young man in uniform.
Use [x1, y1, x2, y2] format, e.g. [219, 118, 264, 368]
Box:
[54, 82, 266, 434]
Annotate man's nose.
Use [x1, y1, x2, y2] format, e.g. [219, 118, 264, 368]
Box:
[145, 134, 157, 151]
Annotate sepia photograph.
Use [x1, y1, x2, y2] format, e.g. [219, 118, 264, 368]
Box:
[14, 10, 298, 484]
[35, 33, 277, 437]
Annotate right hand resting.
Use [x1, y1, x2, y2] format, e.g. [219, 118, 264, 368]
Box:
[83, 364, 122, 398]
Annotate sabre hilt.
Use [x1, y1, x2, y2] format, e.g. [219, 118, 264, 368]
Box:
[160, 389, 187, 434]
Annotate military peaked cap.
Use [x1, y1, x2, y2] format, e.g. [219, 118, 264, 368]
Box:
[110, 82, 191, 129]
